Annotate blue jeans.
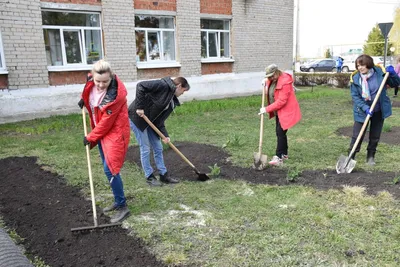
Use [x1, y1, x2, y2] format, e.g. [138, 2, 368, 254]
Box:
[98, 142, 126, 207]
[130, 119, 167, 178]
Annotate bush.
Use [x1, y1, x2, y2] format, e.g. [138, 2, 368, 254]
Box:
[293, 72, 351, 88]
[335, 73, 351, 88]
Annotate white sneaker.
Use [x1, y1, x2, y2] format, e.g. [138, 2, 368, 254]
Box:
[269, 155, 283, 166]
[281, 154, 289, 161]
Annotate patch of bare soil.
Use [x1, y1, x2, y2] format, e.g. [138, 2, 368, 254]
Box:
[391, 95, 400, 108]
[0, 157, 165, 267]
[126, 141, 400, 198]
[1, 139, 400, 266]
[337, 126, 400, 146]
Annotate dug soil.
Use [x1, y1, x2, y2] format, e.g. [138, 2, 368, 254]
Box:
[1, 137, 400, 266]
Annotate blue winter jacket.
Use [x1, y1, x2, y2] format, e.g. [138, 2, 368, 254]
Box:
[350, 65, 396, 123]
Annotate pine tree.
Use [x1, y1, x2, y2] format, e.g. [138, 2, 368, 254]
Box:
[363, 25, 386, 56]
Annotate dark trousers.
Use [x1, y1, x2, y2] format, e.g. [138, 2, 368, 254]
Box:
[395, 87, 399, 96]
[275, 115, 288, 157]
[349, 110, 384, 154]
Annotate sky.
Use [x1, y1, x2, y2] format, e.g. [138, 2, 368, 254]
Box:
[296, 0, 400, 58]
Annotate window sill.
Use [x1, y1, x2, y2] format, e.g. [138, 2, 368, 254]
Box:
[0, 70, 8, 75]
[201, 58, 235, 63]
[136, 61, 181, 69]
[47, 65, 93, 72]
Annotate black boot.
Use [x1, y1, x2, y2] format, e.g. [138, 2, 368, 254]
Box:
[146, 173, 162, 186]
[160, 172, 179, 184]
[366, 151, 375, 165]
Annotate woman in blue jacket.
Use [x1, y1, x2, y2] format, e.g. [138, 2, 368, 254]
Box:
[349, 54, 399, 165]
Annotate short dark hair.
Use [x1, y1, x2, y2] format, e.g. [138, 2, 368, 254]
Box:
[355, 54, 374, 70]
[173, 77, 190, 90]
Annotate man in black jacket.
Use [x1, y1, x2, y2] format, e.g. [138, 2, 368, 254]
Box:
[128, 77, 190, 186]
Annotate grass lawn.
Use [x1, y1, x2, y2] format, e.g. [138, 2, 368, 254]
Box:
[1, 85, 400, 266]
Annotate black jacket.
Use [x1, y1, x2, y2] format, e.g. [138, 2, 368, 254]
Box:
[128, 77, 180, 137]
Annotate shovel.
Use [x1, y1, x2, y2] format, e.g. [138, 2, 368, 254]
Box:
[336, 72, 389, 174]
[253, 83, 268, 170]
[141, 115, 210, 181]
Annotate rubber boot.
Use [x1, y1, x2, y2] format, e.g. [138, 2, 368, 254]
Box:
[366, 151, 375, 165]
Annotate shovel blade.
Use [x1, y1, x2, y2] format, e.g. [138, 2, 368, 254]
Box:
[197, 173, 210, 181]
[336, 155, 356, 174]
[252, 152, 268, 170]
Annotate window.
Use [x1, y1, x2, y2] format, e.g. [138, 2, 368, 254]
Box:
[42, 10, 103, 67]
[0, 31, 6, 72]
[201, 19, 230, 59]
[135, 16, 176, 63]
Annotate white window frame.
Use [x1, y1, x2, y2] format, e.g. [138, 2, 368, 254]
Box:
[135, 15, 180, 69]
[42, 9, 103, 71]
[0, 31, 7, 74]
[201, 19, 234, 63]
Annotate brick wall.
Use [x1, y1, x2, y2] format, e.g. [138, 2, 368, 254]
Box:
[0, 75, 8, 89]
[176, 0, 201, 77]
[137, 68, 180, 80]
[201, 62, 233, 75]
[200, 0, 232, 15]
[48, 71, 87, 86]
[134, 0, 176, 11]
[232, 0, 294, 73]
[0, 0, 49, 89]
[101, 0, 137, 82]
[40, 0, 101, 5]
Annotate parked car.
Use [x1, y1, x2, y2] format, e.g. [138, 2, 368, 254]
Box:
[300, 59, 336, 72]
[372, 56, 384, 65]
[342, 60, 356, 73]
[342, 57, 392, 73]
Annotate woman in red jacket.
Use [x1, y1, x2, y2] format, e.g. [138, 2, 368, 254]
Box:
[259, 64, 302, 166]
[78, 60, 130, 223]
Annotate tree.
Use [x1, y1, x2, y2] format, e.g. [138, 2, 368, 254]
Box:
[324, 48, 332, 58]
[363, 25, 386, 56]
[389, 7, 400, 55]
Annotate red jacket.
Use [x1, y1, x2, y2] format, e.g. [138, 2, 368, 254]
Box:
[264, 72, 301, 130]
[81, 75, 130, 175]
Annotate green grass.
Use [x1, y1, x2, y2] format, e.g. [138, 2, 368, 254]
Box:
[1, 85, 400, 266]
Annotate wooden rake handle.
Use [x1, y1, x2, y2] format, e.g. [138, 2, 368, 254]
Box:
[82, 108, 98, 227]
[347, 72, 389, 162]
[141, 114, 197, 171]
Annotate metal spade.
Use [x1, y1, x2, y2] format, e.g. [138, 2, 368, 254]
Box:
[336, 72, 389, 174]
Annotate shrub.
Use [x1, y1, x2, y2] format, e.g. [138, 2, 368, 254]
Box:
[293, 72, 351, 88]
[335, 73, 351, 88]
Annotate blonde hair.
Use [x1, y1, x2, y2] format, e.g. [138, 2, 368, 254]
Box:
[92, 60, 113, 77]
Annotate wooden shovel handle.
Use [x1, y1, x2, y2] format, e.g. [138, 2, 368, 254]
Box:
[258, 82, 266, 154]
[347, 72, 389, 162]
[141, 115, 197, 170]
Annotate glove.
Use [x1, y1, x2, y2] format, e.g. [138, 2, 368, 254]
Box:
[83, 136, 90, 146]
[365, 108, 373, 116]
[386, 65, 396, 76]
[78, 99, 84, 109]
[259, 107, 266, 115]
